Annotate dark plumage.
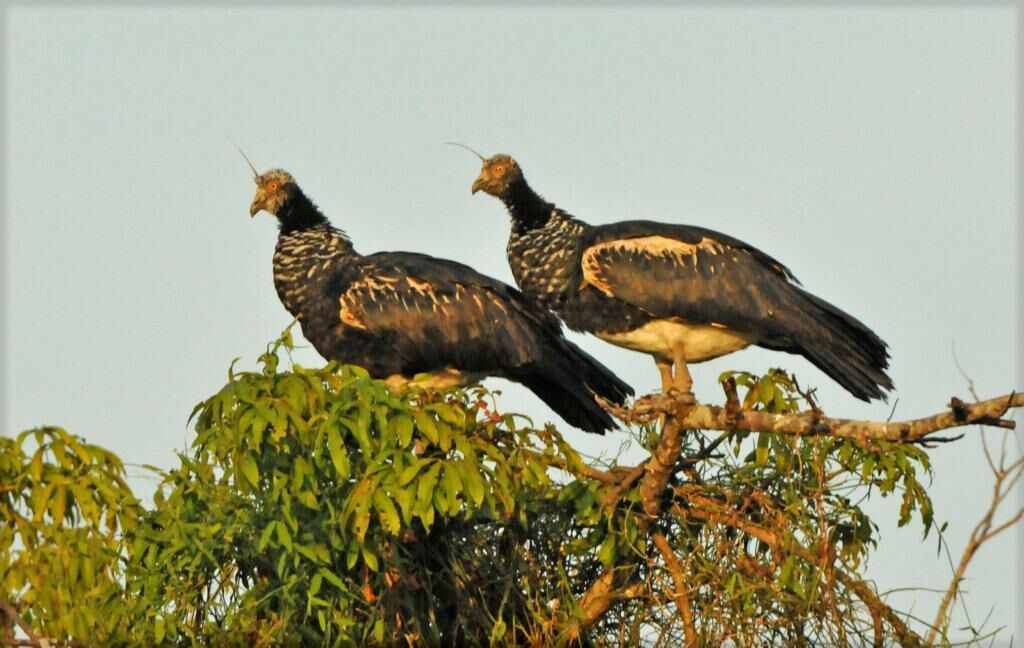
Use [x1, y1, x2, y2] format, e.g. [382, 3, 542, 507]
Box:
[248, 167, 633, 433]
[470, 153, 893, 402]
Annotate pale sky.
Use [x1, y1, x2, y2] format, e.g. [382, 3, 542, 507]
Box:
[5, 6, 1018, 642]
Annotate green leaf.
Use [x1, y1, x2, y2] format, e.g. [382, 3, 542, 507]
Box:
[320, 568, 344, 590]
[416, 463, 442, 515]
[298, 490, 320, 510]
[463, 462, 485, 507]
[398, 461, 424, 486]
[393, 485, 414, 525]
[373, 489, 401, 535]
[362, 546, 379, 572]
[327, 427, 351, 479]
[275, 521, 293, 551]
[259, 521, 278, 550]
[348, 478, 377, 541]
[413, 410, 439, 445]
[597, 535, 616, 567]
[310, 572, 324, 597]
[755, 433, 770, 467]
[490, 618, 507, 644]
[440, 467, 463, 516]
[240, 454, 260, 487]
[393, 414, 414, 448]
[29, 450, 44, 482]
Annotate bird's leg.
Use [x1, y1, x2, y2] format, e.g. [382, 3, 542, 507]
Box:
[655, 358, 674, 395]
[671, 348, 696, 407]
[651, 358, 675, 427]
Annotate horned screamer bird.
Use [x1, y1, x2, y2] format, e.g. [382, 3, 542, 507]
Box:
[245, 163, 633, 433]
[465, 148, 893, 403]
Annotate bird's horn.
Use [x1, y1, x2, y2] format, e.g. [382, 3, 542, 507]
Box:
[228, 136, 260, 179]
[443, 141, 486, 161]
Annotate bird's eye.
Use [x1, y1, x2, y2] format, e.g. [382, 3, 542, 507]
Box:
[493, 165, 506, 175]
[267, 182, 279, 191]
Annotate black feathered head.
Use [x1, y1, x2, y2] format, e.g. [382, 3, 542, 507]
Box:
[471, 153, 524, 199]
[249, 169, 297, 217]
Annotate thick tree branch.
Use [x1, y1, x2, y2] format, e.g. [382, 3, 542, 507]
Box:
[639, 419, 686, 517]
[604, 391, 1022, 444]
[569, 569, 644, 639]
[651, 532, 698, 648]
[573, 418, 689, 634]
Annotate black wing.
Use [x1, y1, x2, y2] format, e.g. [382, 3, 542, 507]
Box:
[580, 221, 799, 334]
[580, 221, 892, 400]
[342, 251, 632, 431]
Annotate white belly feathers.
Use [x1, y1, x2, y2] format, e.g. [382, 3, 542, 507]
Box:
[596, 319, 754, 363]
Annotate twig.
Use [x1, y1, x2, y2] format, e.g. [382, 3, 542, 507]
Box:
[925, 444, 1024, 645]
[667, 492, 925, 647]
[519, 449, 618, 485]
[0, 600, 81, 648]
[950, 343, 981, 403]
[836, 570, 923, 648]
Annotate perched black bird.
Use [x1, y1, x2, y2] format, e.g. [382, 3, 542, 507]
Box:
[246, 165, 633, 433]
[467, 150, 893, 402]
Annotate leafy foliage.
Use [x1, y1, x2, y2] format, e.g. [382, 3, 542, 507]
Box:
[1, 427, 139, 640]
[1, 333, 971, 646]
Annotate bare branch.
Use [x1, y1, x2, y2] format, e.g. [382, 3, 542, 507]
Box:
[925, 434, 1024, 646]
[604, 391, 1022, 444]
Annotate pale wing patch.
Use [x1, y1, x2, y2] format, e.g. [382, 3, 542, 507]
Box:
[405, 276, 433, 294]
[339, 292, 368, 330]
[581, 236, 729, 295]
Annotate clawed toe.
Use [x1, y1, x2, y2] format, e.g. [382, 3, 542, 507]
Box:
[667, 388, 696, 406]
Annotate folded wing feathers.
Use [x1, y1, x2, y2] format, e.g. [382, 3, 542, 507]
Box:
[581, 230, 892, 401]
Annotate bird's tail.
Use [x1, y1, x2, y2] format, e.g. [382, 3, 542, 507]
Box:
[514, 341, 634, 434]
[789, 289, 894, 401]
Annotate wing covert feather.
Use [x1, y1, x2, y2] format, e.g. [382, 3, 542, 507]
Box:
[580, 233, 801, 337]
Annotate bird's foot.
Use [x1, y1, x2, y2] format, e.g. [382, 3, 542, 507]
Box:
[666, 388, 697, 414]
[634, 393, 663, 410]
[721, 377, 742, 428]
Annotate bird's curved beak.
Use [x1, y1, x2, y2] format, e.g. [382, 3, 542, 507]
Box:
[471, 171, 488, 195]
[249, 188, 266, 217]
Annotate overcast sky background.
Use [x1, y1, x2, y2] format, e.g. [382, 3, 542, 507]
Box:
[4, 6, 1018, 642]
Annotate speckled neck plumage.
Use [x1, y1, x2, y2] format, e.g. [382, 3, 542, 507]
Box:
[501, 180, 655, 336]
[503, 181, 589, 317]
[272, 192, 357, 319]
